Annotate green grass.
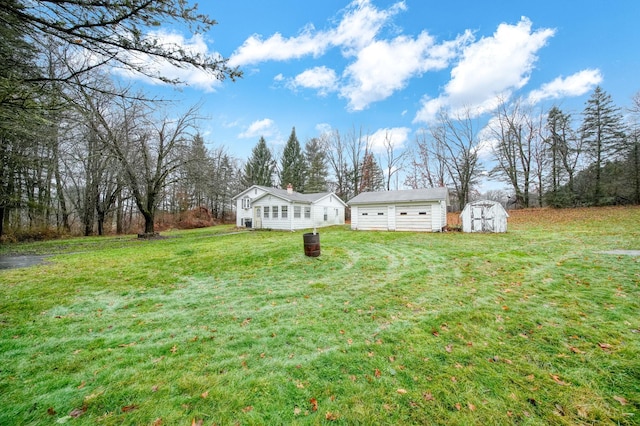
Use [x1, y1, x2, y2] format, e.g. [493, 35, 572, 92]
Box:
[1, 207, 639, 425]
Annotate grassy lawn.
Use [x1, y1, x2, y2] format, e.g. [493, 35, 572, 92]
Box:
[1, 207, 639, 425]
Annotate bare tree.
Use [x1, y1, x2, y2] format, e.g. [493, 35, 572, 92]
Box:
[83, 89, 200, 236]
[404, 129, 447, 189]
[489, 97, 542, 208]
[429, 108, 484, 210]
[381, 131, 407, 191]
[323, 129, 351, 201]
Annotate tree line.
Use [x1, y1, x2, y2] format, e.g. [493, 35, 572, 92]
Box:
[2, 2, 639, 241]
[404, 87, 640, 210]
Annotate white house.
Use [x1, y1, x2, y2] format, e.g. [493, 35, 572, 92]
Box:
[348, 188, 449, 232]
[460, 200, 509, 233]
[232, 185, 347, 231]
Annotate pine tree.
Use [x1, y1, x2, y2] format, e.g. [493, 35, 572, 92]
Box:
[580, 86, 626, 205]
[279, 127, 306, 191]
[359, 151, 385, 193]
[304, 137, 329, 192]
[242, 137, 275, 188]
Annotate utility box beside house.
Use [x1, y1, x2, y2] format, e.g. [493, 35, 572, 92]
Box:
[460, 200, 509, 233]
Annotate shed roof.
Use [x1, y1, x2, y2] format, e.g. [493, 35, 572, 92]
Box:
[348, 187, 449, 205]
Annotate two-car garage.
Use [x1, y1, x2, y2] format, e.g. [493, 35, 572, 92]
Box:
[348, 188, 449, 232]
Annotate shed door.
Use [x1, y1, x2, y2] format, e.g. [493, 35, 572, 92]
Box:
[470, 203, 495, 232]
[395, 204, 432, 231]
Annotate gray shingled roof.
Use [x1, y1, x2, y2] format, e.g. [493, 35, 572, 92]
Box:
[254, 186, 330, 203]
[347, 187, 449, 205]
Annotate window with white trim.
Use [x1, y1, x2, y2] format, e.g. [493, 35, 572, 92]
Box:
[304, 207, 311, 218]
[281, 206, 288, 219]
[273, 206, 278, 219]
[242, 197, 251, 209]
[294, 206, 301, 218]
[264, 206, 270, 218]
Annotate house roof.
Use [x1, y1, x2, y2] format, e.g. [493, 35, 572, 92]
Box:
[233, 185, 347, 206]
[348, 187, 449, 205]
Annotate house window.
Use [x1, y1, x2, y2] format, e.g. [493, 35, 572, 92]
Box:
[281, 206, 288, 219]
[273, 206, 278, 219]
[304, 207, 311, 218]
[335, 208, 338, 217]
[323, 207, 328, 221]
[294, 206, 301, 218]
[242, 197, 251, 209]
[264, 206, 270, 218]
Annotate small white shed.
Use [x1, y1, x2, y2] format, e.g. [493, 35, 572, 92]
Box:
[460, 200, 509, 233]
[347, 188, 449, 232]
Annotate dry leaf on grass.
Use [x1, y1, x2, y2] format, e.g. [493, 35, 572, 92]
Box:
[613, 396, 628, 405]
[310, 398, 318, 412]
[550, 374, 569, 386]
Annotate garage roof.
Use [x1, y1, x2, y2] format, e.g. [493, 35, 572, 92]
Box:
[348, 187, 449, 205]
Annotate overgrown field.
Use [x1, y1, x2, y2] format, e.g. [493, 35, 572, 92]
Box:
[1, 207, 639, 425]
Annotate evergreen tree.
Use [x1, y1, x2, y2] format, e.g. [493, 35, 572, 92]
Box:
[304, 137, 329, 192]
[359, 151, 385, 193]
[279, 127, 306, 191]
[580, 86, 626, 205]
[545, 106, 580, 207]
[242, 137, 275, 188]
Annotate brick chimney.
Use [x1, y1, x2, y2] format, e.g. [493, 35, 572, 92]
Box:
[287, 183, 293, 194]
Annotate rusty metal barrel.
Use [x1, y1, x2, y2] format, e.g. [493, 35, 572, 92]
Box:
[303, 233, 320, 257]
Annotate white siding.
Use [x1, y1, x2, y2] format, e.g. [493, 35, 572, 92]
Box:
[355, 205, 388, 230]
[395, 204, 433, 231]
[234, 187, 268, 227]
[461, 200, 508, 233]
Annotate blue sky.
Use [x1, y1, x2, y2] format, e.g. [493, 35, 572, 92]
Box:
[120, 0, 640, 189]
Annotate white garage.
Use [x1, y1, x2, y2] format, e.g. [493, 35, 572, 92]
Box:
[348, 188, 449, 232]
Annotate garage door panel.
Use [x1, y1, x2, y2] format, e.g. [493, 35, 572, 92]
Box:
[395, 205, 431, 231]
[358, 206, 388, 230]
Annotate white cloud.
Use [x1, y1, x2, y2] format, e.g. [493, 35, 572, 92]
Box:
[527, 69, 602, 104]
[238, 118, 278, 139]
[290, 66, 338, 96]
[228, 26, 329, 67]
[328, 0, 407, 57]
[367, 127, 411, 154]
[414, 17, 555, 123]
[341, 31, 470, 111]
[229, 0, 405, 67]
[113, 30, 225, 92]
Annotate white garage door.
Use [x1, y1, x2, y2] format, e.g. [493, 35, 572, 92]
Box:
[395, 204, 432, 231]
[357, 206, 388, 230]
